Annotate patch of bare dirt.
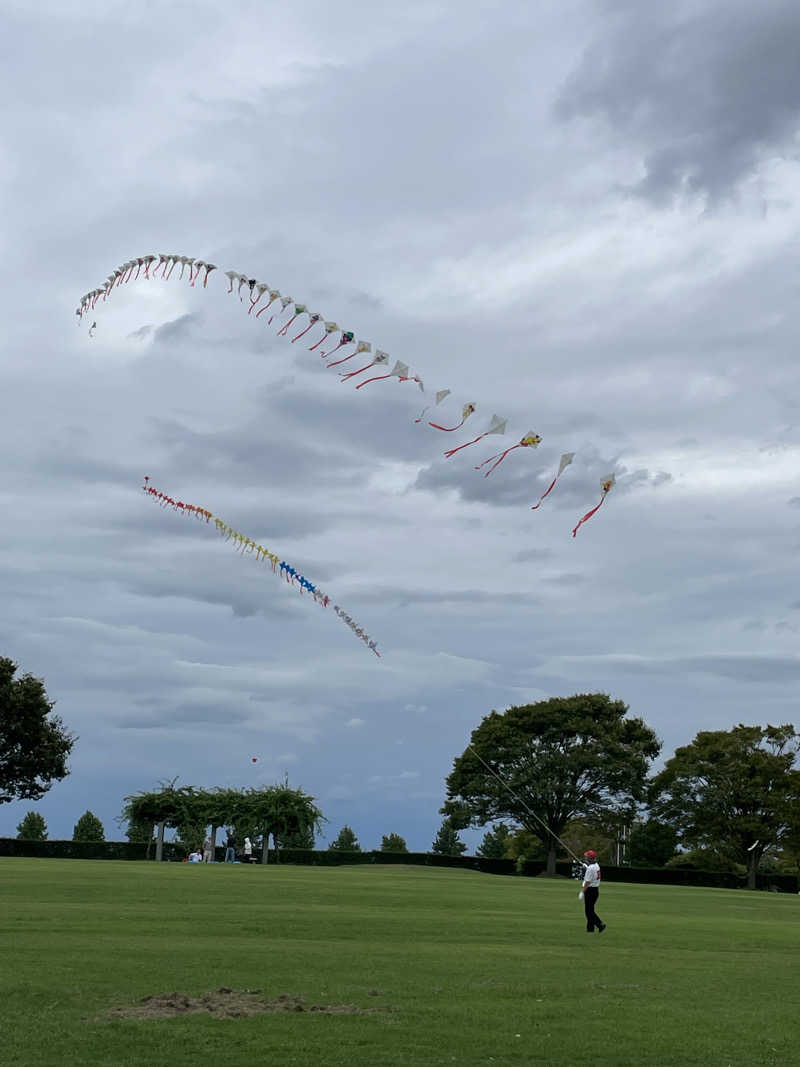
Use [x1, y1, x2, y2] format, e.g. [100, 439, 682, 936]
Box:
[106, 988, 385, 1021]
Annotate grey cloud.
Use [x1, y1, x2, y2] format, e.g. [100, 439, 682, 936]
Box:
[354, 586, 541, 609]
[153, 313, 203, 343]
[555, 652, 800, 685]
[512, 547, 554, 563]
[117, 702, 253, 730]
[127, 324, 153, 340]
[413, 447, 671, 509]
[556, 1, 800, 203]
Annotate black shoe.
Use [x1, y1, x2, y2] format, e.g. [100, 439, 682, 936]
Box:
[598, 923, 606, 933]
[586, 929, 594, 933]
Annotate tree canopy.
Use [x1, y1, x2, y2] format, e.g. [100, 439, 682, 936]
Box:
[239, 782, 324, 863]
[121, 779, 323, 863]
[649, 723, 800, 888]
[0, 657, 76, 805]
[628, 819, 678, 868]
[442, 694, 661, 873]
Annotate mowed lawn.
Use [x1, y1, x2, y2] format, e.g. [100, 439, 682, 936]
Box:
[1, 859, 798, 1067]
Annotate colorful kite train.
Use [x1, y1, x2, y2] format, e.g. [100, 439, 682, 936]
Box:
[142, 477, 380, 657]
[76, 253, 615, 536]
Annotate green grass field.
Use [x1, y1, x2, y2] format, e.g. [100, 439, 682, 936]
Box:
[1, 859, 798, 1067]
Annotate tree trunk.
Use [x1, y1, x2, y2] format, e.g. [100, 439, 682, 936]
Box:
[146, 822, 154, 860]
[273, 832, 280, 864]
[546, 845, 556, 876]
[747, 853, 757, 890]
[155, 821, 165, 862]
[261, 833, 269, 865]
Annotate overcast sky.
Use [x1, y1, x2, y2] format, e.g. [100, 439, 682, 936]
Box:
[2, 0, 800, 851]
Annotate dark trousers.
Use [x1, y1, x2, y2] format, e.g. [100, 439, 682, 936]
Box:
[584, 887, 602, 931]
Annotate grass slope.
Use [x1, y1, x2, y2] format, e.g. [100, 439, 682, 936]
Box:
[0, 859, 798, 1066]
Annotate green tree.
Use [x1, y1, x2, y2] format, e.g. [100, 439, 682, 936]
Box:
[121, 779, 196, 861]
[442, 694, 661, 875]
[476, 822, 514, 859]
[279, 824, 315, 850]
[431, 817, 467, 856]
[650, 724, 800, 889]
[503, 827, 546, 863]
[72, 810, 105, 842]
[123, 818, 155, 845]
[628, 819, 678, 868]
[329, 825, 361, 851]
[174, 820, 208, 855]
[664, 847, 741, 874]
[241, 781, 324, 863]
[16, 810, 47, 840]
[380, 833, 408, 853]
[0, 657, 76, 805]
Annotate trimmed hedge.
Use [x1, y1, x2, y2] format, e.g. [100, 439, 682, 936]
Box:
[0, 838, 184, 861]
[2, 838, 797, 892]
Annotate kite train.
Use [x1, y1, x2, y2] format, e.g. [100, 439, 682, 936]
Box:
[76, 253, 616, 532]
[142, 478, 380, 656]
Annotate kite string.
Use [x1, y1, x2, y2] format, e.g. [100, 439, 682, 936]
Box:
[467, 744, 581, 863]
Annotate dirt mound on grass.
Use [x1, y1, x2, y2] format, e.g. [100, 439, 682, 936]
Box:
[107, 988, 381, 1021]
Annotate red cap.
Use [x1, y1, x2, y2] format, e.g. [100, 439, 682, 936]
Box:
[583, 850, 596, 860]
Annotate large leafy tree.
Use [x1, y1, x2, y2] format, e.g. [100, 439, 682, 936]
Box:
[442, 694, 661, 874]
[649, 724, 800, 889]
[628, 819, 678, 868]
[0, 657, 76, 805]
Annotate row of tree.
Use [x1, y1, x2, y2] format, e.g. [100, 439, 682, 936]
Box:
[15, 810, 105, 842]
[443, 695, 800, 888]
[2, 655, 798, 888]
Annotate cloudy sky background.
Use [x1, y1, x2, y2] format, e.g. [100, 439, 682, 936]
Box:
[2, 0, 800, 850]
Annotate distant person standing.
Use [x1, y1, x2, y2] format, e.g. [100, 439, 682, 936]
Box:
[202, 836, 213, 864]
[225, 832, 236, 863]
[580, 850, 606, 933]
[243, 836, 253, 863]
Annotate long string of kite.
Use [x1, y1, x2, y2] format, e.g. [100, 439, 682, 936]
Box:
[75, 255, 613, 528]
[467, 745, 582, 864]
[142, 477, 380, 656]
